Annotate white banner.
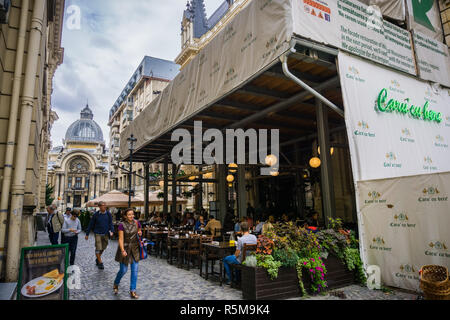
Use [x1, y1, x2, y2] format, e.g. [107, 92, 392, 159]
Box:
[293, 0, 417, 75]
[339, 51, 450, 291]
[357, 173, 450, 291]
[338, 51, 450, 182]
[412, 30, 450, 87]
[359, 0, 406, 21]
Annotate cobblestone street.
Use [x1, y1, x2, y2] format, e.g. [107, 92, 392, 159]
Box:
[36, 231, 418, 300]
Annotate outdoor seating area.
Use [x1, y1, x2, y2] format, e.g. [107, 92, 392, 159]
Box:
[107, 211, 365, 300]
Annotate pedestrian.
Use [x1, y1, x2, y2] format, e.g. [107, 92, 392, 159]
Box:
[46, 204, 64, 245]
[85, 201, 114, 270]
[61, 207, 72, 243]
[61, 209, 82, 265]
[113, 208, 142, 299]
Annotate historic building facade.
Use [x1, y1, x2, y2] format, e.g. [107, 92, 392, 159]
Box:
[107, 56, 179, 196]
[0, 0, 65, 281]
[48, 105, 109, 210]
[176, 0, 251, 69]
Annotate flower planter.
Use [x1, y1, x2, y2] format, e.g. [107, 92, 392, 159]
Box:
[241, 254, 355, 300]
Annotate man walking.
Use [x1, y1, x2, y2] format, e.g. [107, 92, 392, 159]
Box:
[85, 201, 114, 270]
[46, 204, 64, 245]
[61, 210, 82, 265]
[61, 207, 72, 243]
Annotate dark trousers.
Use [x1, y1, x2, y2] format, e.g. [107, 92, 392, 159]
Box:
[62, 235, 78, 265]
[49, 232, 59, 245]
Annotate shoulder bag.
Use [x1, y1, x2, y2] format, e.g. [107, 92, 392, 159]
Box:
[135, 220, 147, 260]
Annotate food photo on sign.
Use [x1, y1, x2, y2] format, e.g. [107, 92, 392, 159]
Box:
[17, 244, 69, 300]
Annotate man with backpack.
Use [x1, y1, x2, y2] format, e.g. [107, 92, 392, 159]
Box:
[85, 201, 114, 270]
[46, 204, 65, 245]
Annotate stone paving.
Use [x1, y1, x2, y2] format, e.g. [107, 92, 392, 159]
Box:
[36, 231, 418, 300]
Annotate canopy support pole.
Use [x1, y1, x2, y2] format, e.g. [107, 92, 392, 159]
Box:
[144, 162, 149, 221]
[171, 163, 177, 219]
[163, 156, 168, 217]
[316, 99, 336, 227]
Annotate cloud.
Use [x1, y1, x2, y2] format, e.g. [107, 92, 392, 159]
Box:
[51, 0, 226, 148]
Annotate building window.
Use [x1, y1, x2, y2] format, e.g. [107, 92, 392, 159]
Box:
[67, 196, 71, 204]
[75, 177, 82, 189]
[68, 177, 72, 188]
[86, 177, 90, 189]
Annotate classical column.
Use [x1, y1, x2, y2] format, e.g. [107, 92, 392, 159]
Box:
[144, 163, 149, 220]
[93, 174, 97, 198]
[171, 163, 177, 217]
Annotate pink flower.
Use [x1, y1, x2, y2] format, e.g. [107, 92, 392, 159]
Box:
[311, 258, 315, 262]
[303, 262, 307, 266]
[309, 269, 313, 272]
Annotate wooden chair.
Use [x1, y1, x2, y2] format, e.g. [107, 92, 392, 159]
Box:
[184, 235, 201, 270]
[228, 243, 257, 289]
[212, 228, 223, 242]
[199, 236, 221, 279]
[167, 232, 179, 265]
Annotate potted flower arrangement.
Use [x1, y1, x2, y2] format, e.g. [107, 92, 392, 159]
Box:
[240, 219, 366, 300]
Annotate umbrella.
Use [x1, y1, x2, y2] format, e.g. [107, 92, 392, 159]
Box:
[85, 190, 144, 208]
[134, 190, 188, 204]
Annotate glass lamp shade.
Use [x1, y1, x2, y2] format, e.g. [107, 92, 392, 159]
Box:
[309, 157, 321, 168]
[228, 163, 238, 173]
[265, 154, 278, 167]
[226, 175, 235, 183]
[270, 171, 279, 177]
[318, 146, 334, 155]
[189, 176, 196, 181]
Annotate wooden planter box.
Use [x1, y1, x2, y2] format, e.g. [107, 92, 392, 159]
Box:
[241, 254, 355, 300]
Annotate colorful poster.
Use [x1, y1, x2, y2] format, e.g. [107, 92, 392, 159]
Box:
[17, 245, 69, 300]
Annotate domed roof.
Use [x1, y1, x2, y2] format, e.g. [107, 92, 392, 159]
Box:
[65, 104, 104, 144]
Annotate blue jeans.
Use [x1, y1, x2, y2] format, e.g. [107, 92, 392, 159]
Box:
[223, 255, 240, 283]
[62, 235, 78, 265]
[114, 259, 139, 291]
[49, 232, 59, 245]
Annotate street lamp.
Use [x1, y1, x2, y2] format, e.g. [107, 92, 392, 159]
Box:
[127, 134, 137, 208]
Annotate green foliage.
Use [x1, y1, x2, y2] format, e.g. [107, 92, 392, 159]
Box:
[242, 255, 257, 267]
[255, 254, 282, 280]
[45, 184, 54, 206]
[343, 247, 366, 284]
[298, 254, 327, 293]
[327, 217, 343, 231]
[315, 229, 348, 260]
[272, 248, 299, 268]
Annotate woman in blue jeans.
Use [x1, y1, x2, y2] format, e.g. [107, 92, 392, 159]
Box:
[113, 208, 142, 299]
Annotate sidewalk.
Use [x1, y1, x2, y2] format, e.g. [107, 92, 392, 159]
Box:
[36, 231, 418, 300]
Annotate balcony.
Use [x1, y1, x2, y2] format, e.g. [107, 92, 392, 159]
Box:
[112, 120, 120, 128]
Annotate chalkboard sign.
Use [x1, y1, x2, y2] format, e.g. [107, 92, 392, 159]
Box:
[17, 244, 69, 300]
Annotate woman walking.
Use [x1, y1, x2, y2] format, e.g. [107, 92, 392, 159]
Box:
[61, 209, 82, 265]
[113, 208, 142, 299]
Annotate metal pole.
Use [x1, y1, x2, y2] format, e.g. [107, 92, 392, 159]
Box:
[144, 163, 149, 220]
[128, 149, 132, 208]
[163, 156, 168, 217]
[171, 163, 177, 218]
[316, 99, 336, 227]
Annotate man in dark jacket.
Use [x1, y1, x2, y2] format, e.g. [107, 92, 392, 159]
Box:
[85, 201, 114, 269]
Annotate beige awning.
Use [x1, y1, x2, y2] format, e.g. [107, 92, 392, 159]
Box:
[134, 191, 188, 205]
[85, 190, 144, 208]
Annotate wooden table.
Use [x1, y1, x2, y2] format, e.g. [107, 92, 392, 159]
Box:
[202, 242, 236, 285]
[167, 236, 190, 268]
[148, 231, 169, 258]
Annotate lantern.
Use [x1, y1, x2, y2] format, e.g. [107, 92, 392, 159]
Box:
[228, 183, 233, 188]
[265, 154, 278, 167]
[318, 146, 334, 156]
[226, 174, 235, 183]
[309, 157, 321, 168]
[189, 176, 196, 181]
[159, 180, 164, 188]
[270, 171, 279, 177]
[228, 163, 238, 173]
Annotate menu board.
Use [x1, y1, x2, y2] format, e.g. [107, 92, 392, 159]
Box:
[17, 244, 69, 300]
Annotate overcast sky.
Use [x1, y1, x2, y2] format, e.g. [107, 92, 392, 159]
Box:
[51, 0, 224, 148]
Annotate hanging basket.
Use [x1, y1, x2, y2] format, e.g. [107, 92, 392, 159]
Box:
[419, 265, 450, 300]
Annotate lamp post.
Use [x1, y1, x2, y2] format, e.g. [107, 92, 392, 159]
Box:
[127, 134, 137, 208]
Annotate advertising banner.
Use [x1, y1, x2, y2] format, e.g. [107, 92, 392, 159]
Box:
[358, 0, 406, 21]
[412, 30, 450, 87]
[338, 51, 450, 182]
[339, 51, 450, 291]
[357, 173, 450, 291]
[17, 245, 69, 300]
[293, 0, 417, 75]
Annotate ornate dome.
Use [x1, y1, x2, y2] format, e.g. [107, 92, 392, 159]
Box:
[65, 104, 104, 144]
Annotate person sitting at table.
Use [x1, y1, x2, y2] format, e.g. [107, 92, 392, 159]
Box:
[254, 218, 264, 234]
[234, 217, 243, 233]
[222, 221, 257, 285]
[150, 212, 162, 225]
[184, 212, 195, 226]
[262, 215, 275, 235]
[205, 215, 221, 238]
[194, 215, 206, 231]
[246, 215, 254, 230]
[304, 211, 320, 233]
